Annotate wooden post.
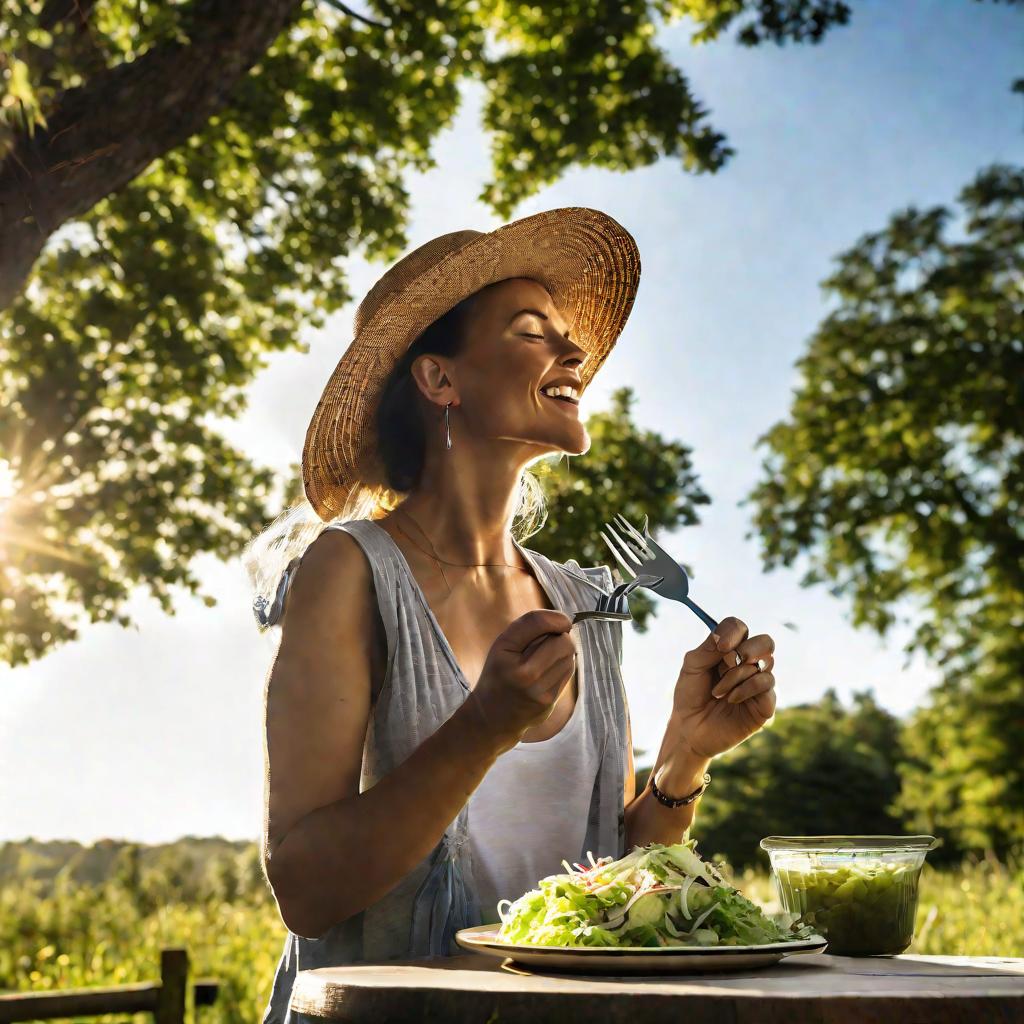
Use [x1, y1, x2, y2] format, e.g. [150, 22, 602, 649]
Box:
[193, 979, 220, 1008]
[155, 949, 188, 1024]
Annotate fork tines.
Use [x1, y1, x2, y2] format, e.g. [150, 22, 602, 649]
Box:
[601, 515, 653, 579]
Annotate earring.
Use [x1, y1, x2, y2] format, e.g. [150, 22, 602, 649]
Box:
[444, 402, 453, 450]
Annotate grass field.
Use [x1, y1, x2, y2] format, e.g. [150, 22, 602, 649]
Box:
[2, 856, 1021, 1024]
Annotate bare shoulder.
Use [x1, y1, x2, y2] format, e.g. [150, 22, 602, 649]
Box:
[279, 526, 373, 636]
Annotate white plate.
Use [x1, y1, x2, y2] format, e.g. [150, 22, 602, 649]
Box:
[455, 924, 828, 974]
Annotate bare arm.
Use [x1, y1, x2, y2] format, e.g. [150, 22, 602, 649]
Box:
[624, 617, 776, 849]
[624, 712, 711, 848]
[261, 531, 576, 939]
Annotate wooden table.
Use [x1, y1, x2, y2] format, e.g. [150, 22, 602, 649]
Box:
[291, 952, 1024, 1023]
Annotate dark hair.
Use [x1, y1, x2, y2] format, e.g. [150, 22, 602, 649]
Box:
[375, 293, 479, 493]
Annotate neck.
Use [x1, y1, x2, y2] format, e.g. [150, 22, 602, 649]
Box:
[395, 435, 537, 565]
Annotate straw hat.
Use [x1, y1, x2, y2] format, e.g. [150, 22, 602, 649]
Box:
[301, 206, 641, 521]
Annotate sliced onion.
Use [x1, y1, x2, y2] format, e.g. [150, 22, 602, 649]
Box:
[601, 885, 679, 931]
[662, 914, 684, 937]
[679, 875, 696, 920]
[685, 902, 717, 936]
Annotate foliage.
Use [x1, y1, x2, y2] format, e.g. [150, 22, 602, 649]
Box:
[0, 876, 284, 1024]
[667, 0, 851, 46]
[0, 0, 865, 667]
[909, 852, 1024, 956]
[748, 162, 1023, 670]
[895, 628, 1024, 855]
[746, 162, 1024, 854]
[0, 836, 267, 901]
[529, 387, 710, 630]
[689, 690, 905, 868]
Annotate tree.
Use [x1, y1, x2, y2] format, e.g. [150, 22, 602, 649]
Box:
[746, 162, 1024, 853]
[236, 842, 271, 900]
[691, 690, 906, 869]
[112, 842, 142, 896]
[204, 853, 241, 903]
[896, 628, 1024, 856]
[0, 0, 869, 303]
[0, 0, 826, 307]
[530, 387, 710, 630]
[1, 0, 859, 667]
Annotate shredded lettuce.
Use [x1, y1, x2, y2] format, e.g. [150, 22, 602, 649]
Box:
[497, 840, 816, 948]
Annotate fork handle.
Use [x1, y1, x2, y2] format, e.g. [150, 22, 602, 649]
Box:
[683, 596, 719, 632]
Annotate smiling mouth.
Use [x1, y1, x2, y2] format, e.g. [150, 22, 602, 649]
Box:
[539, 385, 580, 406]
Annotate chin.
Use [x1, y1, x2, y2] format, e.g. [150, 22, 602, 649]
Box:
[550, 424, 591, 457]
[566, 427, 591, 456]
[510, 422, 591, 458]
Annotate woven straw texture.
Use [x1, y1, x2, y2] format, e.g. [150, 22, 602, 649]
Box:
[302, 206, 641, 521]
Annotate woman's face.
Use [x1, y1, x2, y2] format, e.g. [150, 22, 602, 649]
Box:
[442, 278, 592, 458]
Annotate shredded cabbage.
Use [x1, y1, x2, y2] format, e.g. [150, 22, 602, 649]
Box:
[497, 840, 816, 948]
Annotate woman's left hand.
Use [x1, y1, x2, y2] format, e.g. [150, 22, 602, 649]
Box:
[671, 616, 776, 760]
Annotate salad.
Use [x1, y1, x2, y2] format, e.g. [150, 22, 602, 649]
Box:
[497, 840, 816, 948]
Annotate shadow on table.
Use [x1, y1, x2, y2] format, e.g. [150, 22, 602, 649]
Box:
[496, 953, 1024, 984]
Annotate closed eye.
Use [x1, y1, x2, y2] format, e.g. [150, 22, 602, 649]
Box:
[520, 333, 544, 340]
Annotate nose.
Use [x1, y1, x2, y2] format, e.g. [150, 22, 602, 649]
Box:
[556, 332, 588, 372]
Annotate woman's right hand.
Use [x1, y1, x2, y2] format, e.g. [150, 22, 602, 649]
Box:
[467, 609, 577, 752]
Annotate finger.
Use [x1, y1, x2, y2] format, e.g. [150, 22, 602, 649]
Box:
[716, 651, 770, 684]
[712, 661, 763, 699]
[719, 641, 772, 673]
[681, 629, 729, 675]
[713, 617, 749, 656]
[521, 625, 577, 661]
[499, 609, 573, 653]
[533, 650, 577, 700]
[753, 686, 777, 720]
[522, 631, 576, 677]
[726, 670, 774, 705]
[733, 633, 775, 666]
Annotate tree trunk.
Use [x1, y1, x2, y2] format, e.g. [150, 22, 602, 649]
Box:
[0, 0, 304, 309]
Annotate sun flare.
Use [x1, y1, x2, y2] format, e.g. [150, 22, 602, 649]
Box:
[0, 458, 17, 517]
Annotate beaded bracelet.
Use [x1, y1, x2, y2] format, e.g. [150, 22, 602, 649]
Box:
[649, 769, 712, 808]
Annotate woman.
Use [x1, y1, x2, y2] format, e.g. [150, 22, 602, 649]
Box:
[247, 208, 777, 1023]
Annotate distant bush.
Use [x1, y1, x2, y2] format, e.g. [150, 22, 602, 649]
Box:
[0, 837, 264, 901]
[683, 689, 906, 869]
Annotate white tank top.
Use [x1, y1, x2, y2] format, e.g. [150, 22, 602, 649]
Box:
[467, 662, 602, 924]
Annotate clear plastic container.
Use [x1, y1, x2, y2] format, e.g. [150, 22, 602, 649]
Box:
[760, 835, 937, 956]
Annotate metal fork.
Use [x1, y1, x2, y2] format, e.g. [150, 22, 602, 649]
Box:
[601, 514, 720, 631]
[571, 574, 662, 624]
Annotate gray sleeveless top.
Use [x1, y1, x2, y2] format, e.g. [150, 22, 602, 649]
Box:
[260, 519, 629, 1024]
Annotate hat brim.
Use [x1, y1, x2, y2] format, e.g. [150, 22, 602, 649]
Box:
[302, 206, 641, 521]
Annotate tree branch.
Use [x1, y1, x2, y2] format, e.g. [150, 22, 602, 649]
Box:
[318, 0, 390, 30]
[38, 0, 98, 32]
[30, 0, 106, 86]
[0, 0, 304, 309]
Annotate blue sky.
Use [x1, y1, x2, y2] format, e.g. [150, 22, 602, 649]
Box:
[2, 0, 1021, 844]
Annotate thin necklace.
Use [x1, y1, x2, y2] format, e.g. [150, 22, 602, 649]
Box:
[393, 507, 533, 595]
